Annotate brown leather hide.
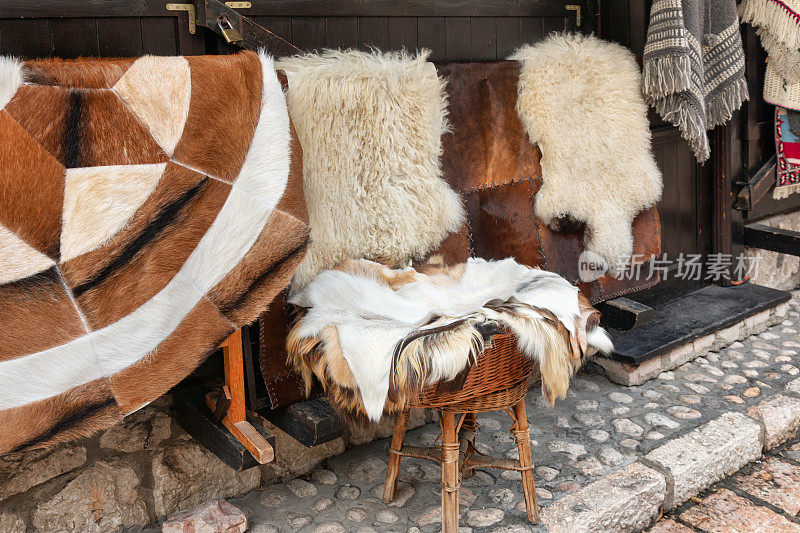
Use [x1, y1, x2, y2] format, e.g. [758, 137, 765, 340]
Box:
[259, 61, 661, 409]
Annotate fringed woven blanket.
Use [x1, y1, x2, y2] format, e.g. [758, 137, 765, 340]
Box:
[511, 34, 662, 275]
[740, 0, 800, 82]
[287, 257, 612, 422]
[0, 51, 308, 454]
[643, 0, 748, 162]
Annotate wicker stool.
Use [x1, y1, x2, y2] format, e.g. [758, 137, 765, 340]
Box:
[382, 332, 539, 532]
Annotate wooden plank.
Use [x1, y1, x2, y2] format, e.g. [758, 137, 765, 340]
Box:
[97, 18, 143, 57]
[2, 0, 155, 18]
[176, 12, 206, 55]
[291, 16, 326, 52]
[444, 16, 470, 61]
[326, 16, 359, 49]
[359, 16, 389, 50]
[175, 390, 275, 471]
[495, 17, 520, 58]
[542, 16, 567, 34]
[252, 16, 293, 46]
[518, 17, 544, 44]
[742, 223, 800, 256]
[50, 18, 99, 58]
[417, 17, 445, 61]
[388, 16, 417, 51]
[262, 397, 344, 447]
[0, 19, 51, 58]
[469, 17, 496, 60]
[596, 297, 654, 331]
[141, 17, 179, 55]
[712, 123, 734, 285]
[734, 155, 776, 211]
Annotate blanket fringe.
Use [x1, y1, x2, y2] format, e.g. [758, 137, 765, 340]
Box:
[739, 0, 800, 46]
[642, 55, 694, 100]
[707, 76, 750, 130]
[650, 92, 711, 162]
[773, 181, 800, 199]
[756, 26, 800, 82]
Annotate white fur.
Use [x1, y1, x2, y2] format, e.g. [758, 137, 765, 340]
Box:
[0, 223, 55, 283]
[0, 54, 292, 409]
[60, 163, 166, 262]
[290, 258, 612, 421]
[277, 49, 465, 292]
[510, 34, 662, 272]
[0, 56, 23, 111]
[113, 56, 191, 155]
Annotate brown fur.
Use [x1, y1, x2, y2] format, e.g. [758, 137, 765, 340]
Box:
[0, 111, 65, 259]
[5, 85, 70, 165]
[0, 267, 87, 361]
[23, 58, 135, 89]
[65, 170, 229, 330]
[0, 378, 122, 454]
[172, 52, 263, 181]
[206, 209, 309, 325]
[109, 297, 235, 412]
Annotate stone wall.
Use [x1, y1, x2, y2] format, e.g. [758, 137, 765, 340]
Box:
[746, 210, 800, 291]
[0, 395, 433, 531]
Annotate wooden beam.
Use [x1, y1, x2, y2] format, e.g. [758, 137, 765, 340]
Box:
[712, 123, 735, 285]
[734, 155, 776, 211]
[262, 397, 344, 447]
[742, 223, 800, 256]
[596, 297, 654, 331]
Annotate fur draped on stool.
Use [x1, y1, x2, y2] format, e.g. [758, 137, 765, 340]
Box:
[510, 33, 662, 275]
[286, 257, 613, 422]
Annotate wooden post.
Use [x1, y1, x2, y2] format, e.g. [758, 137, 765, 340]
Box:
[206, 329, 275, 464]
[712, 122, 735, 286]
[383, 410, 409, 503]
[441, 412, 460, 533]
[512, 400, 539, 524]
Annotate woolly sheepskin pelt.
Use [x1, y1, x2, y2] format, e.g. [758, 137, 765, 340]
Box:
[277, 49, 465, 292]
[287, 257, 612, 422]
[511, 33, 662, 274]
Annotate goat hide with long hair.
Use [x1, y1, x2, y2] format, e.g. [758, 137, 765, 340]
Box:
[276, 49, 465, 293]
[287, 258, 612, 422]
[510, 33, 662, 275]
[0, 51, 308, 454]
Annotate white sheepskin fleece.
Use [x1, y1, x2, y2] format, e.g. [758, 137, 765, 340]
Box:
[511, 33, 662, 274]
[277, 49, 465, 292]
[290, 257, 612, 421]
[0, 56, 23, 111]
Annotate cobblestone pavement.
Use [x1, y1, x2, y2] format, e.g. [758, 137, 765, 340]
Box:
[649, 437, 800, 532]
[228, 293, 800, 532]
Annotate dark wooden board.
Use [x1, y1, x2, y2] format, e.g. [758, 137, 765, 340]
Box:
[261, 397, 344, 447]
[597, 297, 654, 331]
[606, 283, 790, 365]
[174, 389, 275, 471]
[743, 223, 800, 256]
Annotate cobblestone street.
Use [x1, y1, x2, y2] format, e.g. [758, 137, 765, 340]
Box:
[217, 293, 800, 532]
[650, 437, 800, 532]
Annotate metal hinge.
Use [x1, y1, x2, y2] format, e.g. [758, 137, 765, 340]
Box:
[166, 3, 196, 34]
[224, 1, 252, 7]
[565, 5, 581, 27]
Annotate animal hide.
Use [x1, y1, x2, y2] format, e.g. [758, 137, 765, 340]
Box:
[0, 51, 308, 454]
[511, 33, 662, 274]
[287, 257, 612, 422]
[276, 50, 465, 292]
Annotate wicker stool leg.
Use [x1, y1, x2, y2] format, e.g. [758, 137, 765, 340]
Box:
[383, 410, 410, 504]
[441, 412, 460, 533]
[459, 412, 478, 479]
[511, 400, 539, 524]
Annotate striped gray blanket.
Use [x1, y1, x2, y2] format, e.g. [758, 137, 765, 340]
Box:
[643, 0, 748, 162]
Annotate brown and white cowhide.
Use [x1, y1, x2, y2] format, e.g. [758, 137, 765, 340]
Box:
[287, 257, 612, 423]
[0, 51, 309, 454]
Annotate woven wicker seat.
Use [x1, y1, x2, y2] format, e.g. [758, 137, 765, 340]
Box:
[382, 332, 540, 531]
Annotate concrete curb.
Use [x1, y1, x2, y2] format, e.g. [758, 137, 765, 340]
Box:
[538, 377, 800, 532]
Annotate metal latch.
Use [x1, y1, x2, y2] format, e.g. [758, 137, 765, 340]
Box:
[218, 15, 243, 44]
[224, 1, 251, 7]
[565, 5, 581, 27]
[166, 3, 196, 34]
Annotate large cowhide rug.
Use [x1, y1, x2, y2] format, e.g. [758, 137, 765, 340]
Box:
[0, 51, 308, 454]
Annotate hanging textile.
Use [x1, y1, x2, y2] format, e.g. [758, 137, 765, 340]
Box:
[643, 0, 749, 162]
